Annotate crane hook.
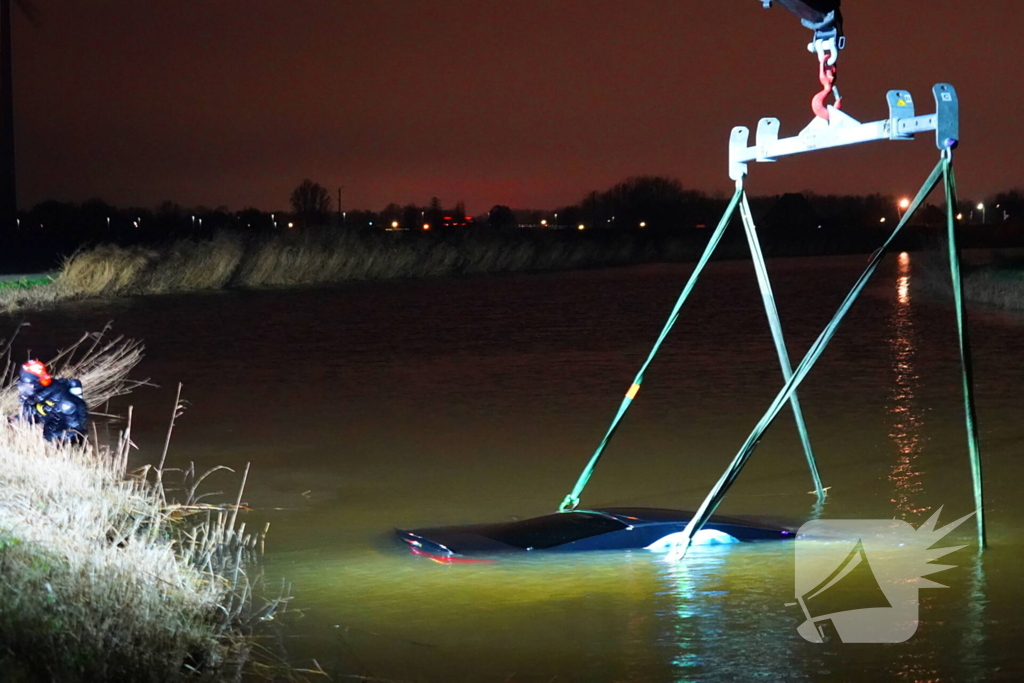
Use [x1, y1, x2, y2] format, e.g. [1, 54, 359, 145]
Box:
[811, 48, 841, 120]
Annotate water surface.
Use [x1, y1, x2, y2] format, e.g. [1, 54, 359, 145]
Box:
[11, 254, 1024, 681]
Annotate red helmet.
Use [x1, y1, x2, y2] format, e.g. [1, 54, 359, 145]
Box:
[20, 359, 53, 387]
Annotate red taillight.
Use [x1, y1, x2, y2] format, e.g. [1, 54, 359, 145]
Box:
[409, 548, 494, 564]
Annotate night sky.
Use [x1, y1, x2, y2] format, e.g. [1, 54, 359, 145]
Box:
[13, 1, 1022, 213]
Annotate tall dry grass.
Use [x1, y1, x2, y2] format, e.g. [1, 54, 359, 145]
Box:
[0, 228, 671, 312]
[0, 331, 290, 682]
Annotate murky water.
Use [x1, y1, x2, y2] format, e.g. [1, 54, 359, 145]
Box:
[9, 254, 1024, 681]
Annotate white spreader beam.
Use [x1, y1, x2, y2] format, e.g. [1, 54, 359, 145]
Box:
[729, 84, 960, 180]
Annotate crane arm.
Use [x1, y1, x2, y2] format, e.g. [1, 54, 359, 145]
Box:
[763, 0, 844, 60]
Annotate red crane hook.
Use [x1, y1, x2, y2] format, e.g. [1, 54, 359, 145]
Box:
[811, 50, 842, 120]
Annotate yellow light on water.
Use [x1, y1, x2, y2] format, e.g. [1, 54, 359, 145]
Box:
[897, 252, 911, 303]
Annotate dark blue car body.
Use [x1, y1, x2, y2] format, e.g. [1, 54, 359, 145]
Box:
[397, 507, 793, 558]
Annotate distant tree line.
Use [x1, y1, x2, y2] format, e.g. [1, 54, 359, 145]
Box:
[555, 176, 1022, 233]
[5, 177, 1021, 272]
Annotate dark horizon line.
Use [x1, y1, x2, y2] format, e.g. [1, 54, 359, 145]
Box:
[21, 187, 1024, 218]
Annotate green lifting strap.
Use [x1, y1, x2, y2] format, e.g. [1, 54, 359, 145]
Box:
[738, 191, 825, 498]
[559, 183, 826, 510]
[558, 186, 744, 512]
[943, 160, 987, 548]
[667, 156, 947, 561]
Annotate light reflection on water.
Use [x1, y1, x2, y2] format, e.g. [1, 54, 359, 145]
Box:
[6, 254, 1021, 681]
[888, 252, 930, 518]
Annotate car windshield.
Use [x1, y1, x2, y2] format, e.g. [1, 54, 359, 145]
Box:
[480, 512, 627, 550]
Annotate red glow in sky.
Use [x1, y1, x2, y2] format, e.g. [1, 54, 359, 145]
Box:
[14, 1, 1022, 213]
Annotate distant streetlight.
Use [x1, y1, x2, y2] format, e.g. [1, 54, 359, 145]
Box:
[287, 222, 293, 228]
[898, 197, 910, 219]
[639, 221, 646, 228]
[976, 203, 986, 223]
[956, 213, 963, 221]
[578, 224, 585, 231]
[391, 220, 399, 229]
[106, 216, 110, 227]
[540, 219, 548, 226]
[423, 223, 430, 230]
[879, 217, 886, 223]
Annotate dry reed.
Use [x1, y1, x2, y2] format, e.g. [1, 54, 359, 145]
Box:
[0, 228, 665, 312]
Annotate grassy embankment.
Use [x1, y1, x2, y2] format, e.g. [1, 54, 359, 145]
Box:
[0, 332, 291, 681]
[0, 228, 720, 312]
[954, 256, 1024, 311]
[3, 225, 1022, 312]
[915, 249, 1024, 312]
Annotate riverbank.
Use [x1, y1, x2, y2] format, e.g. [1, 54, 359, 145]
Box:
[959, 260, 1024, 311]
[915, 249, 1024, 312]
[0, 229, 672, 312]
[0, 335, 275, 681]
[0, 223, 924, 313]
[3, 225, 1021, 313]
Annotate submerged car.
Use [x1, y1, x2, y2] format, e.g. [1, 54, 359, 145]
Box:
[397, 507, 793, 559]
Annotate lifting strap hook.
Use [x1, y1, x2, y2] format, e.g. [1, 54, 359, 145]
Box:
[559, 494, 580, 512]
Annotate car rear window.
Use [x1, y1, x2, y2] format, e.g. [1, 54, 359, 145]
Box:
[481, 512, 627, 550]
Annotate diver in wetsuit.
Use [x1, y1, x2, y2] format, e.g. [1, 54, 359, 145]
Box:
[42, 378, 89, 444]
[17, 360, 90, 444]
